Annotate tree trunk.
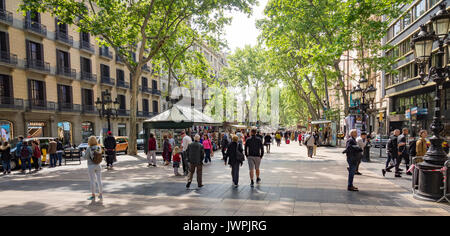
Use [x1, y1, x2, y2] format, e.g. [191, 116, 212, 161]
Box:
[128, 68, 142, 156]
[304, 74, 325, 111]
[334, 61, 349, 115]
[320, 66, 330, 109]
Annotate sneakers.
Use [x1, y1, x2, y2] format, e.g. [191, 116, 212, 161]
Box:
[355, 172, 362, 175]
[250, 180, 254, 188]
[256, 177, 261, 184]
[198, 184, 204, 188]
[382, 169, 386, 177]
[395, 173, 402, 178]
[87, 196, 95, 201]
[186, 182, 191, 189]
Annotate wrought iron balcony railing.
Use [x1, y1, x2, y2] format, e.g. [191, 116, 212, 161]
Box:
[24, 20, 47, 37]
[0, 9, 13, 25]
[55, 31, 73, 46]
[26, 59, 50, 73]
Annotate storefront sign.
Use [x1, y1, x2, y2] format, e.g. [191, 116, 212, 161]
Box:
[418, 108, 428, 115]
[405, 109, 411, 119]
[411, 107, 418, 115]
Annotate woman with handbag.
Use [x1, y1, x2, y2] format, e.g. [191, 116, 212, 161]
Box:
[224, 135, 244, 188]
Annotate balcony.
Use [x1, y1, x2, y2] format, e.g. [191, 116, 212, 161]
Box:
[0, 9, 13, 25]
[82, 104, 97, 114]
[80, 41, 95, 54]
[140, 86, 152, 94]
[0, 51, 18, 68]
[116, 55, 125, 64]
[152, 89, 161, 96]
[25, 59, 50, 74]
[117, 109, 130, 117]
[138, 111, 157, 118]
[0, 97, 24, 110]
[142, 65, 151, 73]
[24, 20, 47, 37]
[80, 72, 97, 84]
[55, 31, 73, 46]
[56, 66, 77, 80]
[57, 103, 81, 113]
[99, 47, 113, 60]
[116, 80, 130, 89]
[100, 76, 115, 86]
[26, 100, 56, 111]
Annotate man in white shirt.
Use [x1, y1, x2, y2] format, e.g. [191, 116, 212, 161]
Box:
[181, 131, 192, 176]
[355, 132, 367, 175]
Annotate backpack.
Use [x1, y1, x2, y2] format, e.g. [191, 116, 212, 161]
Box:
[236, 143, 245, 162]
[21, 146, 30, 158]
[91, 146, 103, 164]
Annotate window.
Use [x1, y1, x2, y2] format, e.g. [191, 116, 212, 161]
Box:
[118, 94, 126, 110]
[82, 89, 93, 106]
[100, 64, 110, 78]
[56, 50, 70, 69]
[142, 77, 148, 88]
[429, 0, 439, 8]
[142, 99, 149, 112]
[0, 31, 10, 56]
[152, 100, 158, 113]
[152, 79, 157, 90]
[26, 40, 43, 62]
[57, 84, 72, 107]
[393, 21, 401, 36]
[28, 79, 45, 105]
[81, 57, 92, 73]
[55, 19, 68, 35]
[0, 0, 5, 11]
[116, 69, 124, 83]
[414, 0, 426, 20]
[118, 123, 126, 136]
[0, 74, 12, 99]
[81, 32, 90, 43]
[403, 11, 412, 29]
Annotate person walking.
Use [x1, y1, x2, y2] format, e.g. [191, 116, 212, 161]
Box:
[224, 135, 244, 187]
[15, 136, 23, 163]
[382, 129, 401, 177]
[181, 131, 192, 176]
[202, 134, 212, 164]
[168, 133, 176, 163]
[343, 129, 362, 191]
[221, 133, 229, 160]
[313, 131, 319, 156]
[48, 138, 57, 168]
[305, 132, 315, 158]
[264, 133, 272, 153]
[56, 138, 64, 167]
[147, 133, 157, 167]
[298, 132, 303, 146]
[275, 132, 281, 147]
[20, 141, 33, 174]
[355, 132, 368, 175]
[31, 141, 41, 171]
[162, 135, 171, 166]
[104, 131, 117, 170]
[172, 146, 182, 176]
[186, 134, 204, 189]
[1, 141, 11, 175]
[398, 128, 410, 175]
[245, 129, 264, 188]
[83, 136, 103, 202]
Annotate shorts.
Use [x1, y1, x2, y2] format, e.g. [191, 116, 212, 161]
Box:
[247, 156, 261, 170]
[173, 161, 180, 168]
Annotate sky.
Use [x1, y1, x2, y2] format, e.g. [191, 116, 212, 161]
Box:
[224, 0, 268, 53]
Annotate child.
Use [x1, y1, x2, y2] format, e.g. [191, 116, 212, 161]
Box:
[173, 146, 181, 176]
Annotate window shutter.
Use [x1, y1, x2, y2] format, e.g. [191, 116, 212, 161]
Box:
[4, 32, 9, 53]
[25, 40, 30, 62]
[39, 42, 44, 62]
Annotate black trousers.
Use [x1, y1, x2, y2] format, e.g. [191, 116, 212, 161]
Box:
[32, 156, 40, 170]
[182, 151, 189, 174]
[106, 152, 115, 167]
[386, 154, 402, 173]
[231, 162, 240, 185]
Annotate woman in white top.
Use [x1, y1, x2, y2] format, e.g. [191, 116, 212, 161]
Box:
[83, 136, 103, 201]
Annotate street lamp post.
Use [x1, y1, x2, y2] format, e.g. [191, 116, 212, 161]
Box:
[351, 77, 377, 162]
[95, 89, 120, 132]
[410, 2, 450, 201]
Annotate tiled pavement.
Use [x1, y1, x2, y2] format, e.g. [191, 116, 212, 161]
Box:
[0, 142, 449, 216]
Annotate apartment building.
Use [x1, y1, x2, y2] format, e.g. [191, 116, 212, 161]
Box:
[382, 0, 450, 136]
[160, 41, 228, 112]
[0, 0, 161, 145]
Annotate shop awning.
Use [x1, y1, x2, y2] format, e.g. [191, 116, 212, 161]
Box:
[143, 105, 222, 129]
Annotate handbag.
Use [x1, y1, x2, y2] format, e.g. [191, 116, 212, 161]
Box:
[236, 149, 245, 162]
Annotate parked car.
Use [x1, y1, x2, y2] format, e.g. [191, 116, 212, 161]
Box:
[115, 136, 129, 154]
[373, 135, 389, 148]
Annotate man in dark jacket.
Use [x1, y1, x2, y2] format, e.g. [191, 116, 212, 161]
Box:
[344, 129, 362, 191]
[245, 129, 264, 187]
[104, 131, 117, 170]
[383, 129, 401, 177]
[186, 134, 204, 189]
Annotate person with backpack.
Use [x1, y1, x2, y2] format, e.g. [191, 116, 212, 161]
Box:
[245, 129, 264, 188]
[1, 141, 11, 175]
[104, 131, 117, 170]
[20, 141, 33, 174]
[202, 134, 212, 164]
[83, 136, 103, 201]
[305, 132, 315, 158]
[55, 138, 64, 166]
[224, 135, 244, 188]
[48, 138, 57, 168]
[31, 140, 42, 171]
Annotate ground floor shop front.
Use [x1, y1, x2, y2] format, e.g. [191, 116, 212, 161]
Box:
[0, 110, 146, 146]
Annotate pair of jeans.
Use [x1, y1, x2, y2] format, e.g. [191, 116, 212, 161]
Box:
[204, 149, 211, 163]
[50, 153, 58, 167]
[32, 157, 40, 170]
[21, 158, 31, 171]
[88, 164, 102, 195]
[2, 160, 11, 172]
[347, 157, 357, 187]
[57, 152, 63, 166]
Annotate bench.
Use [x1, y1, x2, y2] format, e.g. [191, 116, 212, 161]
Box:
[63, 149, 82, 165]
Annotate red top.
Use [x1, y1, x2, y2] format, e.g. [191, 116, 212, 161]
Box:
[148, 137, 156, 151]
[173, 153, 181, 162]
